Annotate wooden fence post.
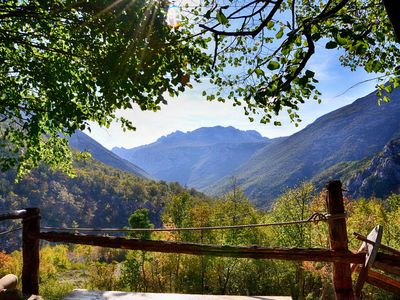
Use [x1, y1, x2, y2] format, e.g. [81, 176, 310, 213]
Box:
[22, 208, 40, 296]
[326, 181, 354, 300]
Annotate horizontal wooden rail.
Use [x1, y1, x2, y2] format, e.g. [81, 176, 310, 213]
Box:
[354, 232, 400, 256]
[375, 252, 400, 267]
[0, 210, 27, 221]
[367, 269, 400, 295]
[40, 232, 365, 263]
[373, 261, 400, 276]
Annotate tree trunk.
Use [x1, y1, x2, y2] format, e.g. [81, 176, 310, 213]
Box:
[383, 0, 400, 42]
[141, 251, 147, 292]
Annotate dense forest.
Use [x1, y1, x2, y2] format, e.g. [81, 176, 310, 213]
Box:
[1, 182, 399, 300]
[0, 156, 205, 252]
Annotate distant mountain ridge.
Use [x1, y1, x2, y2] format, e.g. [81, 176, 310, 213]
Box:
[112, 126, 270, 190]
[206, 88, 400, 206]
[134, 126, 267, 147]
[68, 130, 151, 179]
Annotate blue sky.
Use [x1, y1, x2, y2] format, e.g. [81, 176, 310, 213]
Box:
[86, 17, 380, 150]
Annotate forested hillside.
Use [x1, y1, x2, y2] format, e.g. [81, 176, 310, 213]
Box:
[0, 156, 206, 252]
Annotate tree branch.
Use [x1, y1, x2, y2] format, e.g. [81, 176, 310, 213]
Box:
[2, 33, 78, 57]
[212, 34, 219, 69]
[271, 30, 315, 99]
[199, 0, 283, 38]
[229, 2, 269, 20]
[314, 0, 349, 20]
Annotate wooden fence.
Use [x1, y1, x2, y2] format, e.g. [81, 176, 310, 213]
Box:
[1, 180, 399, 299]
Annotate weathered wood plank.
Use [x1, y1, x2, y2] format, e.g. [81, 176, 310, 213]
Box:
[366, 269, 400, 295]
[326, 180, 354, 300]
[354, 232, 400, 256]
[0, 209, 26, 221]
[63, 289, 292, 300]
[375, 253, 400, 267]
[373, 261, 400, 276]
[39, 232, 365, 263]
[22, 208, 40, 296]
[354, 225, 383, 298]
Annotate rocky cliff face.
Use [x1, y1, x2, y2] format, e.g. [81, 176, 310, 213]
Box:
[346, 138, 400, 198]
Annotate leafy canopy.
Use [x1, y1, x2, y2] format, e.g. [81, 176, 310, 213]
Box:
[186, 0, 400, 125]
[1, 0, 400, 176]
[0, 0, 210, 176]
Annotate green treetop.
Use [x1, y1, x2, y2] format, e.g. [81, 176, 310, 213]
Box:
[129, 208, 154, 240]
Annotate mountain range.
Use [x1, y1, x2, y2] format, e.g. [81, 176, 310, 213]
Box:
[110, 88, 400, 207]
[207, 89, 400, 206]
[112, 126, 270, 190]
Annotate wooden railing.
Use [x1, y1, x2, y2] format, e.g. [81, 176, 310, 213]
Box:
[1, 180, 399, 299]
[0, 208, 40, 295]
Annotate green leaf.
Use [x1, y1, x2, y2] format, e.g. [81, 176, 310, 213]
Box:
[204, 8, 212, 19]
[325, 41, 337, 49]
[385, 85, 393, 94]
[255, 69, 265, 76]
[372, 60, 382, 73]
[335, 34, 348, 46]
[275, 28, 284, 39]
[216, 9, 229, 25]
[267, 61, 280, 70]
[305, 70, 315, 78]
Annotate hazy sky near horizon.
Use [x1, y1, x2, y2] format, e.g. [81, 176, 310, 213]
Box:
[86, 46, 379, 150]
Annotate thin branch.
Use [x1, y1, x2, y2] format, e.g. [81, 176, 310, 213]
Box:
[277, 30, 315, 93]
[229, 1, 269, 20]
[291, 0, 295, 29]
[226, 0, 260, 19]
[199, 0, 283, 38]
[212, 34, 219, 69]
[314, 0, 350, 20]
[334, 74, 392, 98]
